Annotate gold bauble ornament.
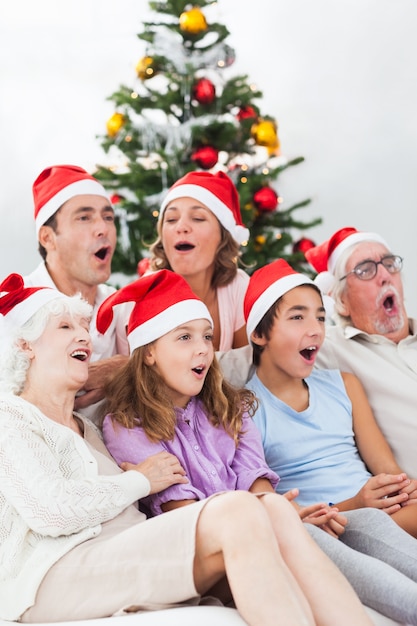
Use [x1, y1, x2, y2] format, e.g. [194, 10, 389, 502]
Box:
[135, 56, 157, 80]
[106, 112, 125, 138]
[179, 7, 207, 35]
[251, 119, 280, 153]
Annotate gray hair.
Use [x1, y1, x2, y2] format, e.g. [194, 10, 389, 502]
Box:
[0, 295, 92, 395]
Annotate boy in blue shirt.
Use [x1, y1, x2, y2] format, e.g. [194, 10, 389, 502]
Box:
[244, 258, 417, 625]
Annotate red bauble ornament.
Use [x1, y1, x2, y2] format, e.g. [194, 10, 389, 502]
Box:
[137, 257, 151, 277]
[237, 105, 257, 122]
[293, 237, 316, 255]
[193, 78, 216, 105]
[191, 146, 219, 169]
[110, 193, 124, 204]
[253, 186, 278, 212]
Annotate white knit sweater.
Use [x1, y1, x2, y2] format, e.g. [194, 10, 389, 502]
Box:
[0, 394, 150, 621]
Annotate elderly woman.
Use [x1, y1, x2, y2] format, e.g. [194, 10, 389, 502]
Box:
[149, 171, 250, 351]
[0, 274, 372, 626]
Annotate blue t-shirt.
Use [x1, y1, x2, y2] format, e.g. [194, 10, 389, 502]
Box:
[247, 369, 372, 506]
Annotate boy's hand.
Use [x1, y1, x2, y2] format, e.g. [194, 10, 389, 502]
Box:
[398, 478, 417, 506]
[355, 474, 409, 513]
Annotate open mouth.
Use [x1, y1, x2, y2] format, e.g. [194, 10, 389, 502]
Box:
[299, 346, 317, 361]
[383, 294, 395, 312]
[192, 366, 204, 374]
[175, 243, 195, 251]
[71, 350, 89, 362]
[95, 246, 110, 261]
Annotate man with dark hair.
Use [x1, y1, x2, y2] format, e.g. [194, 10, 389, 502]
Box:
[24, 164, 130, 421]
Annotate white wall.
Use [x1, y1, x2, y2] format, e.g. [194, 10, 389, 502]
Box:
[2, 0, 417, 313]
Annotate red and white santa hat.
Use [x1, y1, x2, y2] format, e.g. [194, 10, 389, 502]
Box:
[304, 227, 388, 294]
[244, 259, 314, 340]
[159, 171, 250, 245]
[96, 269, 213, 352]
[0, 273, 67, 329]
[33, 164, 111, 235]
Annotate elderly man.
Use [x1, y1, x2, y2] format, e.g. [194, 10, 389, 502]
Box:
[24, 164, 130, 420]
[305, 226, 417, 477]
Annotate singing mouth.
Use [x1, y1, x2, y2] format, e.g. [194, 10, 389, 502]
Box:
[95, 246, 111, 261]
[383, 294, 395, 312]
[299, 346, 317, 361]
[175, 242, 195, 251]
[70, 350, 89, 361]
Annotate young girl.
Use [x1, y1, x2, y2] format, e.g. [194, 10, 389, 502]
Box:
[95, 268, 373, 626]
[243, 257, 417, 625]
[99, 268, 280, 515]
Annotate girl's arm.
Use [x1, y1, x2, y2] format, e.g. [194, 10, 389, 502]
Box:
[249, 477, 275, 493]
[232, 417, 280, 491]
[161, 499, 196, 512]
[336, 372, 414, 511]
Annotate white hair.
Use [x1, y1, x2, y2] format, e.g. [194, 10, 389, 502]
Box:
[0, 295, 92, 395]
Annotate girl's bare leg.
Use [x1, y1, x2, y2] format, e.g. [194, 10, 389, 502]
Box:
[194, 491, 314, 626]
[260, 493, 373, 626]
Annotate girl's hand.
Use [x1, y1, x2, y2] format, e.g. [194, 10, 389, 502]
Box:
[301, 504, 348, 539]
[121, 452, 188, 495]
[283, 491, 347, 539]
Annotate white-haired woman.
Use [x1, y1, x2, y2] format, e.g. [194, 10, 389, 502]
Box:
[0, 274, 372, 626]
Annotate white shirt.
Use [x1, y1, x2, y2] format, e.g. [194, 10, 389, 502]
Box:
[0, 393, 149, 620]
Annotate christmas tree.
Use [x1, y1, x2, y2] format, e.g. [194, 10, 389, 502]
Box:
[94, 0, 321, 277]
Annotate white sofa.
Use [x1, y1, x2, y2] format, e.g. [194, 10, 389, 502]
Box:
[0, 605, 408, 625]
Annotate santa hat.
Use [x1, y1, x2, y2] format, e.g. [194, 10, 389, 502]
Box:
[305, 226, 388, 274]
[244, 259, 314, 340]
[33, 164, 111, 235]
[0, 273, 67, 329]
[159, 171, 250, 245]
[96, 270, 213, 352]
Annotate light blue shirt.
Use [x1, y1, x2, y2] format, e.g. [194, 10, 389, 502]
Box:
[247, 369, 372, 506]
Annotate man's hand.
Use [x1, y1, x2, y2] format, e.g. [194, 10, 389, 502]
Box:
[121, 452, 189, 495]
[74, 354, 129, 410]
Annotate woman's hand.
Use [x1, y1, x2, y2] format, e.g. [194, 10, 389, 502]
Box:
[121, 452, 188, 494]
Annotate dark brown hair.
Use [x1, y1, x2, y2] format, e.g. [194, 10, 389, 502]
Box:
[251, 284, 323, 367]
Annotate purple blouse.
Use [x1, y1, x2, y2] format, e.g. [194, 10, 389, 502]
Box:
[102, 396, 279, 515]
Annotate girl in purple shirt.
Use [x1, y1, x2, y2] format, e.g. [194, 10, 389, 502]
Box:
[97, 270, 278, 516]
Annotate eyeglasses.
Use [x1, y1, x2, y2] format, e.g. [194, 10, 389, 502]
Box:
[339, 255, 403, 281]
